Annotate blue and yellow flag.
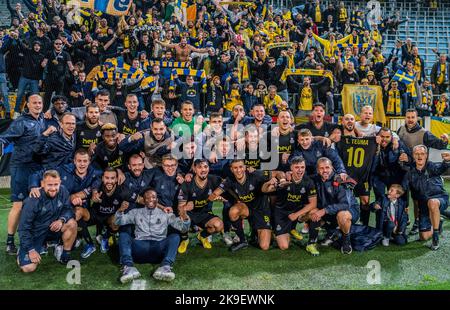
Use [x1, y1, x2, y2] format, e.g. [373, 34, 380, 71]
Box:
[393, 70, 415, 85]
[341, 84, 386, 124]
[80, 0, 132, 16]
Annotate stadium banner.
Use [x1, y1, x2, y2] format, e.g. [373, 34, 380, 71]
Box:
[430, 116, 450, 149]
[341, 84, 386, 124]
[0, 119, 13, 176]
[79, 0, 132, 16]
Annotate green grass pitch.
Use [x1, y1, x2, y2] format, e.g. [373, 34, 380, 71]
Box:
[0, 186, 449, 290]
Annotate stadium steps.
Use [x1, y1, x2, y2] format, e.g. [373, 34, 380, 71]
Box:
[0, 0, 30, 27]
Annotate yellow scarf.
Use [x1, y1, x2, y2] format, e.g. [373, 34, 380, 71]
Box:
[422, 88, 432, 106]
[315, 6, 322, 23]
[436, 99, 447, 116]
[239, 58, 250, 83]
[203, 57, 212, 77]
[438, 63, 446, 84]
[414, 57, 422, 80]
[387, 90, 401, 115]
[339, 8, 347, 22]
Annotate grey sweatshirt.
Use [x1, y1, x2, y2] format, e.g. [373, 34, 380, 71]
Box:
[115, 207, 190, 241]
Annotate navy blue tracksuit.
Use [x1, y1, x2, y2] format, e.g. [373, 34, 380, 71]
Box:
[33, 131, 76, 169]
[402, 161, 450, 231]
[29, 164, 102, 209]
[314, 173, 360, 232]
[17, 186, 74, 266]
[0, 112, 46, 201]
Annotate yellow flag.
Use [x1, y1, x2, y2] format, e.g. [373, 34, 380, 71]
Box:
[341, 84, 386, 124]
[430, 117, 450, 146]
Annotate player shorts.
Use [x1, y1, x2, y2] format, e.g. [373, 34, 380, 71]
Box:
[10, 166, 39, 202]
[418, 197, 448, 232]
[17, 231, 61, 266]
[87, 209, 114, 227]
[189, 211, 219, 229]
[273, 207, 301, 236]
[353, 180, 371, 197]
[247, 205, 272, 231]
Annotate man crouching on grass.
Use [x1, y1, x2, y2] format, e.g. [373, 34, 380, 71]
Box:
[17, 170, 77, 273]
[116, 188, 190, 283]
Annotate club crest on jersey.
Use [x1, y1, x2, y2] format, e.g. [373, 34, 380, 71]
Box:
[276, 225, 281, 231]
[249, 184, 254, 191]
[141, 181, 146, 187]
[80, 131, 84, 136]
[208, 189, 212, 195]
[316, 151, 322, 157]
[58, 200, 63, 207]
[192, 192, 197, 197]
[113, 199, 119, 205]
[327, 186, 333, 193]
[96, 131, 101, 137]
[300, 187, 306, 194]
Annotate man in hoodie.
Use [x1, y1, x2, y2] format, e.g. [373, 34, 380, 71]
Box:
[116, 188, 190, 283]
[14, 40, 45, 119]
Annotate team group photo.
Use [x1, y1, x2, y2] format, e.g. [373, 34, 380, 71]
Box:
[0, 0, 449, 291]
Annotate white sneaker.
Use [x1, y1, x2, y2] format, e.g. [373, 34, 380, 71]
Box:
[321, 238, 334, 246]
[223, 233, 233, 246]
[120, 266, 141, 284]
[382, 238, 390, 247]
[54, 245, 63, 262]
[153, 265, 175, 282]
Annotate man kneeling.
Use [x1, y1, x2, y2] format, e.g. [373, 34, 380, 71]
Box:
[312, 158, 360, 254]
[264, 156, 320, 255]
[116, 188, 190, 283]
[17, 170, 77, 273]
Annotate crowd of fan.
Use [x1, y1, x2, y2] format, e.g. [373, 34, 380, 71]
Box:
[0, 0, 448, 120]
